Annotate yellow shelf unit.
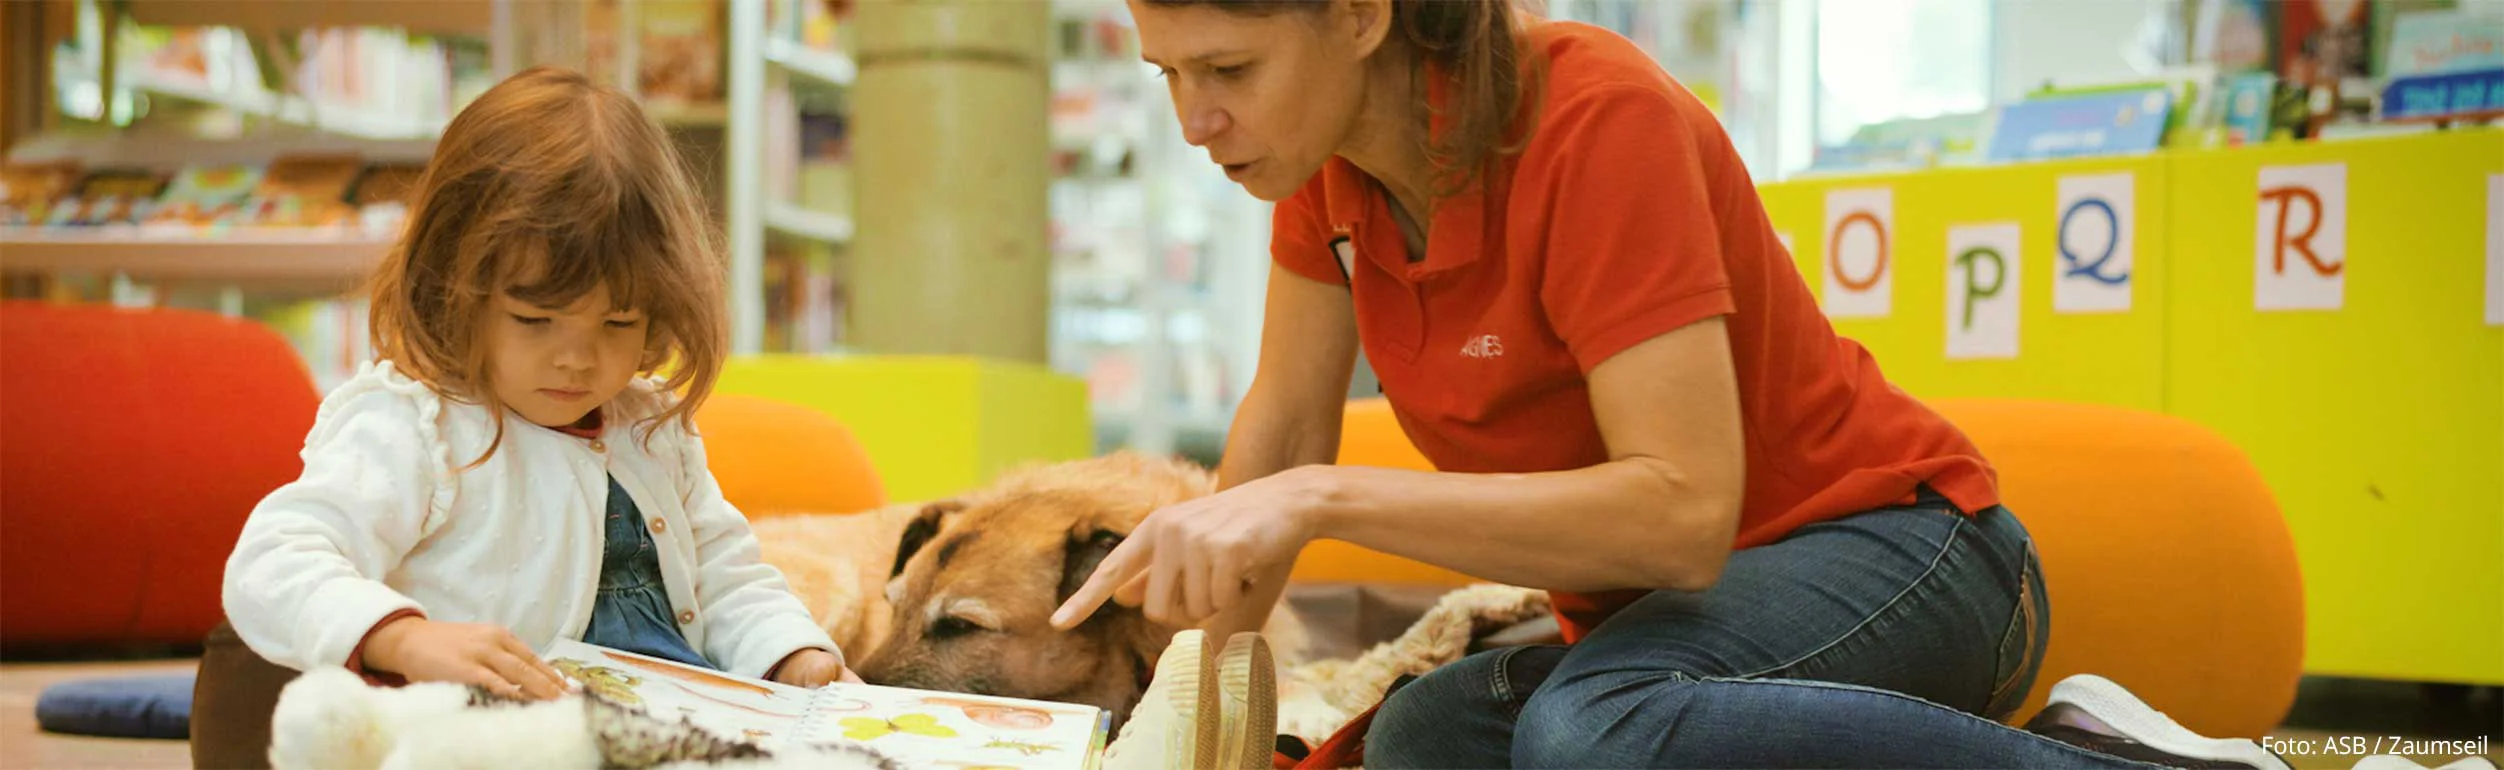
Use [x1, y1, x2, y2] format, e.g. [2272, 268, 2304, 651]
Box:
[1756, 129, 2504, 686]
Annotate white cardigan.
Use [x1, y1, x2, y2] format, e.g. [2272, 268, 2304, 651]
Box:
[223, 360, 837, 679]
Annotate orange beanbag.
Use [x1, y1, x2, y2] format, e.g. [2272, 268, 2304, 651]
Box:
[694, 392, 886, 518]
[1932, 398, 2302, 738]
[1289, 399, 1477, 587]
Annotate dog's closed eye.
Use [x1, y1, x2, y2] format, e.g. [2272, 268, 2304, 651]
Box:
[929, 615, 988, 640]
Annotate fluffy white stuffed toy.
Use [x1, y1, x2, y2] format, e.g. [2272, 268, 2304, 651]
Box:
[268, 668, 902, 770]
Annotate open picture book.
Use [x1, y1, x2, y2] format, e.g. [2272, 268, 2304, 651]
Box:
[542, 639, 1111, 769]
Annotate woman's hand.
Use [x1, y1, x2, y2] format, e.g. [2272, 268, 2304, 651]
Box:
[363, 617, 570, 700]
[769, 648, 859, 687]
[1052, 468, 1329, 630]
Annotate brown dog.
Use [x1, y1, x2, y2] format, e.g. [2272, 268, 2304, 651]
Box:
[851, 452, 1300, 725]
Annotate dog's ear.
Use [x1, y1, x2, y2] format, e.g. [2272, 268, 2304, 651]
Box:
[1057, 529, 1125, 610]
[891, 500, 965, 578]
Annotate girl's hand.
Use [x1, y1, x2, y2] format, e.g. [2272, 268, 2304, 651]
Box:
[769, 648, 856, 687]
[364, 617, 569, 700]
[1052, 468, 1327, 630]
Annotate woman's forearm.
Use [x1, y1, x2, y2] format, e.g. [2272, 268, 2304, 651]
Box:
[1199, 392, 1341, 639]
[1297, 458, 1738, 594]
[1213, 405, 1338, 491]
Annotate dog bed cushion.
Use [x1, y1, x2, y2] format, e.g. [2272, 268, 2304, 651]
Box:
[35, 673, 194, 739]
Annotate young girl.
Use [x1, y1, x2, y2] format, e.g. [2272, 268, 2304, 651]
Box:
[223, 65, 849, 700]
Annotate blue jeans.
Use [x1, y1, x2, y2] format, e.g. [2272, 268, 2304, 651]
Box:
[1367, 496, 2159, 769]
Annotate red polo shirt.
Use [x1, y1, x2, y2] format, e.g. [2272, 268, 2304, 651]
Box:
[1271, 21, 1999, 641]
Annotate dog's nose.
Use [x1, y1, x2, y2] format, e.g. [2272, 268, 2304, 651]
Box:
[851, 656, 912, 688]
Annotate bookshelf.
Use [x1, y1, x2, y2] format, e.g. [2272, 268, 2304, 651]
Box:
[121, 0, 498, 37]
[1043, 0, 1273, 457]
[722, 0, 856, 355]
[0, 230, 387, 286]
[0, 0, 542, 390]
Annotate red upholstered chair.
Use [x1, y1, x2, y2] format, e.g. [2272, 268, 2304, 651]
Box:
[0, 302, 320, 649]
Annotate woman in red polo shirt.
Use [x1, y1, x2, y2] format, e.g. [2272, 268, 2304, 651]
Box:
[1055, 2, 2293, 768]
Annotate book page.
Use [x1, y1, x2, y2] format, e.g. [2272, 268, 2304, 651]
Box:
[792, 682, 1111, 770]
[543, 639, 819, 747]
[543, 639, 1108, 769]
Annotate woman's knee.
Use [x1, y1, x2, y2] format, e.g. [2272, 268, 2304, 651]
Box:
[1512, 668, 1706, 768]
[1364, 649, 1529, 769]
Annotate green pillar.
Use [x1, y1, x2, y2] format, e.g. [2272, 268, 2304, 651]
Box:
[848, 0, 1051, 363]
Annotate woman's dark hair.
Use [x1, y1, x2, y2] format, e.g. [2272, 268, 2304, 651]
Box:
[1151, 0, 1532, 198]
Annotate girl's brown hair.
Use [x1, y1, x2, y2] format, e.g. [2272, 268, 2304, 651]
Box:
[1152, 0, 1534, 198]
[367, 65, 725, 463]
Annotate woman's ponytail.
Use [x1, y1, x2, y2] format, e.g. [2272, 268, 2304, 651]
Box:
[1397, 0, 1533, 198]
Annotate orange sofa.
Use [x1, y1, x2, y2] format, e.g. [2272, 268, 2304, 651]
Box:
[0, 302, 320, 649]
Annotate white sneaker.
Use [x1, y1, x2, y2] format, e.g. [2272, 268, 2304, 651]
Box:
[1215, 632, 1279, 770]
[2022, 674, 2292, 770]
[1101, 629, 1219, 770]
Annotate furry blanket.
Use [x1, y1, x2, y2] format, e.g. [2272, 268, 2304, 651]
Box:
[1275, 584, 1551, 743]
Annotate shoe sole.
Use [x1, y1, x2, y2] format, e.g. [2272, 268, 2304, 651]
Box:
[1217, 632, 1277, 770]
[1152, 630, 1221, 768]
[2047, 675, 2292, 770]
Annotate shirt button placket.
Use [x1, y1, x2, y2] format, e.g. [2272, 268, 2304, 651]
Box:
[584, 435, 607, 476]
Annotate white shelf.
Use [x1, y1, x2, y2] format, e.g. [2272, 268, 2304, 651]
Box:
[133, 76, 446, 141]
[649, 103, 730, 127]
[6, 129, 437, 168]
[763, 203, 854, 244]
[0, 229, 390, 286]
[124, 0, 495, 36]
[764, 39, 857, 88]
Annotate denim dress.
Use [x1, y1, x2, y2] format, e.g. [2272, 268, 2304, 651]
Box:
[578, 475, 714, 669]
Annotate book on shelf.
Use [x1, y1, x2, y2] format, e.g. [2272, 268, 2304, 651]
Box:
[2212, 71, 2283, 145]
[3, 154, 424, 239]
[1809, 111, 1993, 173]
[2382, 5, 2504, 78]
[543, 639, 1110, 770]
[1985, 87, 2175, 162]
[584, 0, 726, 107]
[763, 241, 845, 354]
[257, 297, 374, 393]
[112, 25, 468, 139]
